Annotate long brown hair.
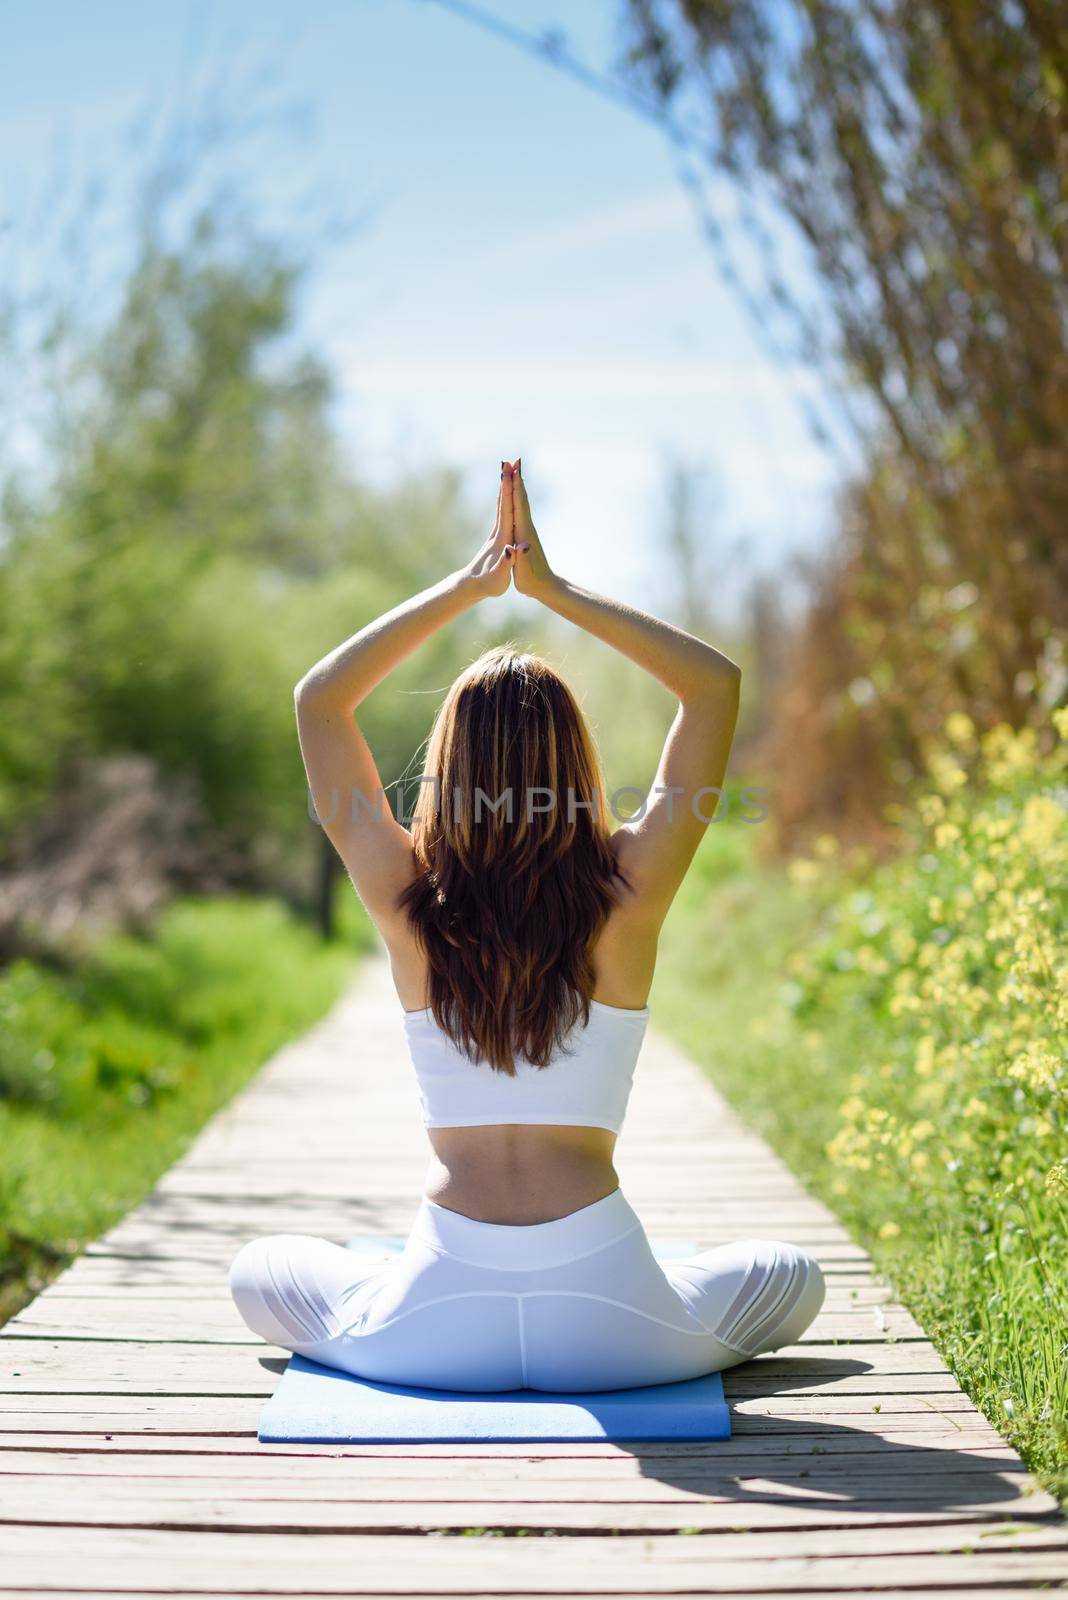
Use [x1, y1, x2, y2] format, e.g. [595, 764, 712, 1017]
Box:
[397, 645, 628, 1072]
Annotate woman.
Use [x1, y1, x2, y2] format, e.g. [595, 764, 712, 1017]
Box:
[230, 460, 825, 1393]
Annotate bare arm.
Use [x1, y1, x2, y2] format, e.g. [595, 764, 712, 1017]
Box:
[511, 462, 741, 925]
[294, 466, 520, 930]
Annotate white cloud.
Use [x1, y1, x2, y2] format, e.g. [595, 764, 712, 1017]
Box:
[336, 352, 821, 403]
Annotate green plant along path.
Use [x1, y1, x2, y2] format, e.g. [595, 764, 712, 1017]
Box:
[654, 713, 1068, 1507]
[0, 895, 374, 1323]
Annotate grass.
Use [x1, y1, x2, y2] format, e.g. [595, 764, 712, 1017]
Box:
[0, 891, 376, 1323]
[653, 720, 1068, 1507]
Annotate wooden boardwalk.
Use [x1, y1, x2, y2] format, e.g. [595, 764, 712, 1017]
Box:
[1, 954, 1064, 1595]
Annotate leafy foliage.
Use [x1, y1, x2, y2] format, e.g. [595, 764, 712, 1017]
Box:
[623, 0, 1068, 843]
[0, 184, 498, 900]
[0, 893, 374, 1324]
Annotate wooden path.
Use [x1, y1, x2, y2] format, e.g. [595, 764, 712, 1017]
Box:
[1, 953, 1064, 1596]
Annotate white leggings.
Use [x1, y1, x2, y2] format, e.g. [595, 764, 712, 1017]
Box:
[230, 1188, 825, 1393]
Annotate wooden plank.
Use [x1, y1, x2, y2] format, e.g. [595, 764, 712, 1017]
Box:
[0, 1591, 1057, 1600]
[0, 1587, 1055, 1600]
[0, 1335, 952, 1372]
[2, 1301, 924, 1344]
[0, 1375, 965, 1405]
[0, 1342, 964, 1402]
[0, 1439, 1027, 1466]
[0, 1441, 1038, 1477]
[1, 1439, 1052, 1529]
[2, 1525, 1068, 1594]
[0, 1400, 1003, 1442]
[0, 1492, 1053, 1534]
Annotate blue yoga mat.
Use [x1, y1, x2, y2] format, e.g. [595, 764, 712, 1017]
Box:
[257, 1237, 730, 1443]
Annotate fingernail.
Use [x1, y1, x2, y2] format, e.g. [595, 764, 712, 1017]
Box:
[515, 457, 522, 475]
[501, 461, 506, 478]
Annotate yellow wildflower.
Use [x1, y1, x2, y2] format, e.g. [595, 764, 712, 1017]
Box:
[973, 866, 997, 899]
[982, 723, 1038, 783]
[788, 857, 821, 886]
[1020, 794, 1065, 853]
[915, 1036, 937, 1076]
[945, 711, 976, 747]
[928, 751, 969, 794]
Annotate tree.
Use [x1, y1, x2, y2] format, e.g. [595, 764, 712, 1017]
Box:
[0, 102, 486, 920]
[623, 0, 1068, 840]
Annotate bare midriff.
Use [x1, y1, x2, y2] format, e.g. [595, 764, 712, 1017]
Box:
[424, 1124, 620, 1225]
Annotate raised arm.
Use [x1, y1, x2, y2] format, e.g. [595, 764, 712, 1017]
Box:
[294, 464, 520, 931]
[510, 461, 740, 927]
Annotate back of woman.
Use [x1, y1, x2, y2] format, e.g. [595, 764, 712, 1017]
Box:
[230, 459, 825, 1392]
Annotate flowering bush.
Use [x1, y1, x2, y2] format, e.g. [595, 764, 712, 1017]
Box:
[786, 712, 1067, 1486]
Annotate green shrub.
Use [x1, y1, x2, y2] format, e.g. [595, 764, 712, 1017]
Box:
[0, 893, 375, 1323]
[655, 715, 1068, 1503]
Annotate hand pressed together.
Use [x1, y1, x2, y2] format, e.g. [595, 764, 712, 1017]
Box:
[464, 459, 555, 601]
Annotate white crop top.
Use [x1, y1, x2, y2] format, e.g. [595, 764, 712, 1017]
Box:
[402, 999, 649, 1133]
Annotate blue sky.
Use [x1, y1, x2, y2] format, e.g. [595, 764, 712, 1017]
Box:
[2, 0, 849, 612]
